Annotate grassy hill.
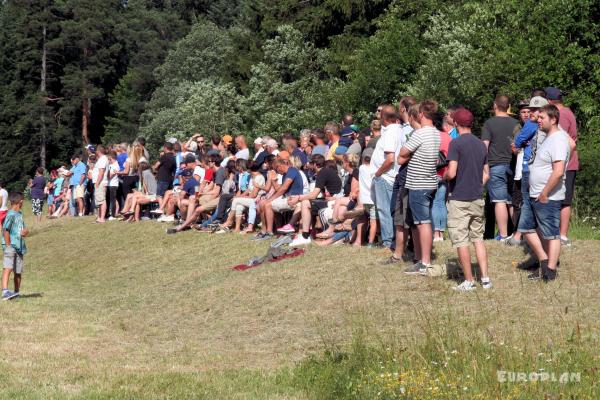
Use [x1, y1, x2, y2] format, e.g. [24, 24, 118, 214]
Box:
[0, 209, 599, 399]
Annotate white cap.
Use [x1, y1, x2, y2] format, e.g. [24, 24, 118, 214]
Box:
[254, 137, 264, 145]
[528, 96, 549, 109]
[166, 137, 178, 144]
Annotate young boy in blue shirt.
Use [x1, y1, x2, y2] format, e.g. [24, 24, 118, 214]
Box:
[2, 192, 28, 300]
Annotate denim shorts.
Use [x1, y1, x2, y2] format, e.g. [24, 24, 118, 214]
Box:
[408, 188, 435, 225]
[518, 198, 561, 240]
[156, 180, 172, 197]
[488, 164, 513, 203]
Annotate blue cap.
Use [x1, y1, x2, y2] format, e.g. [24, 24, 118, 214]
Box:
[178, 169, 193, 177]
[544, 87, 562, 101]
[335, 146, 348, 155]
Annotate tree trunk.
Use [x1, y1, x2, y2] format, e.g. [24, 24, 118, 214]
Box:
[40, 23, 47, 168]
[82, 94, 89, 145]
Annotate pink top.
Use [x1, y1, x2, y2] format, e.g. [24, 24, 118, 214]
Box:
[437, 130, 453, 177]
[559, 107, 578, 171]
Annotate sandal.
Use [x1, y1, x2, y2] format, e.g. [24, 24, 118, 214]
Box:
[316, 232, 333, 239]
[381, 255, 402, 265]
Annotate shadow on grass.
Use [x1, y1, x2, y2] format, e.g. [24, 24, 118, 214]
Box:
[18, 292, 43, 299]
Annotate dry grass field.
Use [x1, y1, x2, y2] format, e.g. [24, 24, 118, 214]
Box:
[0, 210, 599, 399]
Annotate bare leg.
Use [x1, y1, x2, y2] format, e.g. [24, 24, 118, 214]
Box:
[473, 240, 488, 278]
[457, 246, 473, 281]
[546, 239, 561, 270]
[264, 202, 275, 234]
[524, 231, 548, 262]
[392, 226, 407, 259]
[495, 202, 509, 237]
[368, 219, 378, 244]
[2, 268, 10, 290]
[13, 273, 21, 293]
[560, 206, 572, 238]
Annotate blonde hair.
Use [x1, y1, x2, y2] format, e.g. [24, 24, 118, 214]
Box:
[128, 142, 144, 172]
[344, 153, 360, 169]
[289, 155, 303, 169]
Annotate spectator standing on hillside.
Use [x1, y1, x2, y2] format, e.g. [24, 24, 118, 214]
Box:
[399, 100, 441, 274]
[545, 87, 578, 247]
[2, 191, 28, 300]
[443, 108, 492, 291]
[481, 95, 520, 241]
[0, 181, 8, 226]
[65, 154, 87, 217]
[372, 105, 405, 249]
[153, 142, 177, 214]
[519, 105, 571, 281]
[29, 167, 46, 224]
[92, 145, 109, 224]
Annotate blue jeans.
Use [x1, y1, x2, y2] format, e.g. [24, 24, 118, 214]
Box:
[488, 164, 513, 203]
[518, 197, 561, 240]
[409, 189, 436, 224]
[373, 176, 394, 248]
[432, 181, 447, 232]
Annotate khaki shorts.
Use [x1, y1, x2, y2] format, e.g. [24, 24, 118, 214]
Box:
[3, 248, 23, 274]
[198, 195, 219, 212]
[271, 197, 293, 213]
[447, 199, 485, 248]
[73, 185, 85, 199]
[95, 184, 107, 205]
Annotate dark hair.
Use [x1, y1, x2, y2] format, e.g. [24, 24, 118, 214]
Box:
[446, 104, 464, 114]
[208, 153, 221, 165]
[9, 191, 24, 204]
[71, 154, 81, 161]
[248, 161, 261, 172]
[164, 142, 174, 151]
[0, 180, 4, 188]
[310, 154, 326, 168]
[325, 160, 337, 170]
[282, 132, 296, 141]
[363, 155, 371, 163]
[108, 151, 117, 159]
[173, 142, 182, 152]
[382, 104, 398, 122]
[311, 129, 326, 145]
[419, 100, 438, 121]
[264, 154, 276, 167]
[398, 96, 417, 112]
[342, 113, 354, 126]
[531, 88, 546, 98]
[36, 167, 44, 175]
[235, 158, 247, 171]
[494, 95, 510, 112]
[136, 137, 146, 146]
[225, 159, 236, 175]
[540, 104, 560, 125]
[211, 134, 221, 146]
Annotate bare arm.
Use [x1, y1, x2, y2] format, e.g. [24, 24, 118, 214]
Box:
[482, 164, 490, 185]
[443, 160, 458, 181]
[397, 147, 412, 165]
[268, 178, 293, 202]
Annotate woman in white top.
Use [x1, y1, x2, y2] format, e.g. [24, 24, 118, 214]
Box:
[219, 161, 266, 233]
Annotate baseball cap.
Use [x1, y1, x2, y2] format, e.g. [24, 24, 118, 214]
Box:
[254, 137, 264, 145]
[86, 144, 96, 153]
[222, 134, 233, 145]
[452, 108, 474, 127]
[518, 98, 531, 109]
[528, 96, 549, 109]
[335, 146, 348, 155]
[544, 87, 562, 101]
[340, 127, 354, 137]
[178, 169, 192, 177]
[266, 138, 278, 148]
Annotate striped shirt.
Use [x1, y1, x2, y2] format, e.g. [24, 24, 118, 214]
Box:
[404, 125, 441, 190]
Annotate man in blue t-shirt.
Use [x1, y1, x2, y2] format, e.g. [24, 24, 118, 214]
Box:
[255, 158, 304, 240]
[64, 154, 87, 216]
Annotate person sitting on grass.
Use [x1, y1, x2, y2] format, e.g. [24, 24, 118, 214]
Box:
[212, 160, 244, 226]
[285, 154, 342, 246]
[2, 191, 28, 300]
[218, 161, 267, 233]
[119, 159, 157, 221]
[158, 169, 197, 223]
[167, 154, 225, 233]
[253, 157, 304, 241]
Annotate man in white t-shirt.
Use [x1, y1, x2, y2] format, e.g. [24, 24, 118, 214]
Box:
[234, 135, 250, 160]
[371, 104, 407, 249]
[92, 145, 109, 223]
[107, 151, 120, 219]
[519, 104, 572, 282]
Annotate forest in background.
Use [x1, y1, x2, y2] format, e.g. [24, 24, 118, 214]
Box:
[1, 0, 600, 212]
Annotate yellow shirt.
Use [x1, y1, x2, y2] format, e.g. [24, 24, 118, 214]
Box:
[327, 140, 339, 160]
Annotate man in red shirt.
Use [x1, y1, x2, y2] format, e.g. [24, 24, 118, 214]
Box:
[545, 87, 577, 246]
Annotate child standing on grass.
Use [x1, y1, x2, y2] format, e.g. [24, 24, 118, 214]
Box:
[2, 192, 28, 300]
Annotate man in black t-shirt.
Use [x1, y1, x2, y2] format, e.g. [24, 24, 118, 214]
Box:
[286, 154, 341, 246]
[443, 108, 491, 292]
[481, 95, 519, 240]
[153, 142, 177, 213]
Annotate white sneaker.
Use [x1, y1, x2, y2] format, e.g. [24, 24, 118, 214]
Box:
[162, 215, 175, 222]
[481, 277, 492, 289]
[433, 237, 444, 242]
[108, 216, 116, 221]
[290, 235, 312, 247]
[453, 280, 476, 292]
[150, 209, 163, 214]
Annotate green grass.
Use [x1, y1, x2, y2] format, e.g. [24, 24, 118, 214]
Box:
[0, 207, 599, 399]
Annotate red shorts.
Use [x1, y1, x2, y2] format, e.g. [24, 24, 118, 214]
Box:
[0, 210, 7, 227]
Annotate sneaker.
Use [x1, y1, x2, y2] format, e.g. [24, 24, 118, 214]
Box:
[518, 258, 540, 271]
[2, 290, 18, 301]
[495, 235, 509, 243]
[543, 266, 558, 282]
[107, 216, 116, 221]
[141, 216, 151, 221]
[255, 232, 274, 241]
[215, 227, 230, 234]
[433, 237, 444, 242]
[481, 277, 492, 289]
[505, 235, 522, 246]
[528, 268, 542, 280]
[381, 255, 402, 265]
[560, 236, 572, 247]
[277, 224, 296, 234]
[166, 228, 178, 235]
[290, 235, 312, 246]
[161, 215, 175, 223]
[150, 209, 163, 214]
[404, 262, 426, 275]
[453, 280, 476, 292]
